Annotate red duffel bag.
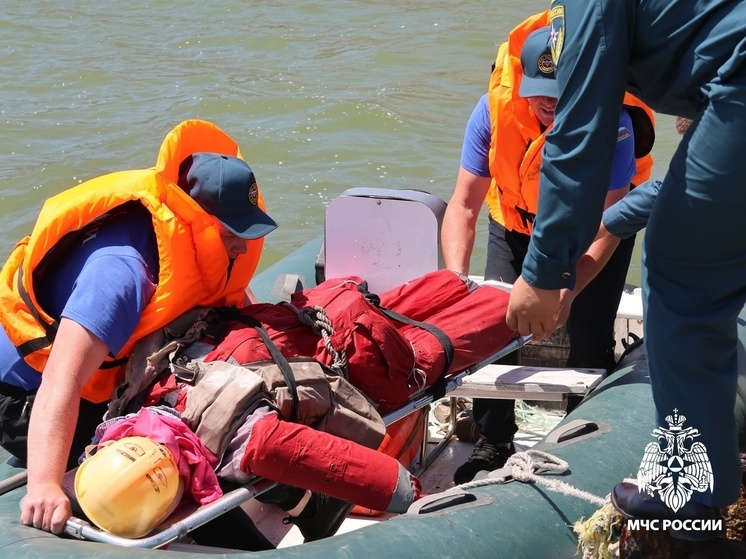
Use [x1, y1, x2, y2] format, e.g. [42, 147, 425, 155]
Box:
[205, 270, 516, 414]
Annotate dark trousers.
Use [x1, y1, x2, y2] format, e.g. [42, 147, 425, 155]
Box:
[0, 382, 108, 470]
[474, 218, 635, 444]
[643, 72, 746, 506]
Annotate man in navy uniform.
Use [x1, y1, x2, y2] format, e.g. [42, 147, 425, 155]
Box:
[506, 0, 746, 541]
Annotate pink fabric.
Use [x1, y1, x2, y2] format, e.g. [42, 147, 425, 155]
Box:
[99, 408, 223, 505]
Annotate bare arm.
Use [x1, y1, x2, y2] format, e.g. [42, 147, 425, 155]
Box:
[572, 223, 621, 296]
[21, 318, 109, 534]
[509, 184, 631, 338]
[556, 224, 621, 326]
[441, 167, 492, 275]
[555, 185, 629, 324]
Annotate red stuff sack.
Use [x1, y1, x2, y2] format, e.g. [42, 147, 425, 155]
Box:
[204, 270, 516, 414]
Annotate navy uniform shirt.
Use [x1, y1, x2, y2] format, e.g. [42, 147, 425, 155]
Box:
[522, 0, 746, 289]
[603, 180, 661, 240]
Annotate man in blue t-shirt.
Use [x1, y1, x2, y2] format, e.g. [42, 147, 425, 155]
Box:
[0, 151, 278, 550]
[442, 26, 640, 485]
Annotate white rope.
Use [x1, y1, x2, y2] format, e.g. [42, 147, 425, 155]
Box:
[294, 305, 349, 377]
[459, 449, 607, 507]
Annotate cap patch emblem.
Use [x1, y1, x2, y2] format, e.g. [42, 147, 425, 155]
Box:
[538, 53, 555, 75]
[248, 183, 259, 206]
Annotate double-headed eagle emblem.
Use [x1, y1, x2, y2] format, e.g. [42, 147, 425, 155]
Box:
[637, 409, 714, 512]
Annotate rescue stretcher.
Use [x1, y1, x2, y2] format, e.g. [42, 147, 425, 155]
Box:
[62, 326, 531, 549]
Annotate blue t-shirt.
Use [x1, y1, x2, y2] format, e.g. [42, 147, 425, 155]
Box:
[0, 206, 159, 390]
[460, 93, 635, 190]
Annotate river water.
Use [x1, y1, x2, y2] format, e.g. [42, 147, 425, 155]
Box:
[1, 0, 681, 286]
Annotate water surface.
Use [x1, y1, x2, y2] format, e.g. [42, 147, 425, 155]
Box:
[1, 1, 681, 284]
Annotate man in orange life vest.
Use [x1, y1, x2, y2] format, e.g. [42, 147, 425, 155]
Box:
[441, 15, 654, 484]
[0, 121, 278, 548]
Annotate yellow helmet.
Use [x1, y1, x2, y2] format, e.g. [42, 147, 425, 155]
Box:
[74, 436, 184, 538]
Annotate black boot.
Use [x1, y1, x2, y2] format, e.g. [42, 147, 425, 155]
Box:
[284, 492, 354, 542]
[257, 483, 308, 510]
[453, 438, 515, 485]
[611, 481, 725, 541]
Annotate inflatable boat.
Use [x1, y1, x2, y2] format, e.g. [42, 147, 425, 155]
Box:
[1, 188, 743, 558]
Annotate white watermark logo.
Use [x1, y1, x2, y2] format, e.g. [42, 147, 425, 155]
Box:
[637, 409, 714, 512]
[626, 518, 724, 532]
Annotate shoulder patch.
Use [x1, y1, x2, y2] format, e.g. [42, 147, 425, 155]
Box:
[618, 127, 632, 143]
[550, 4, 565, 65]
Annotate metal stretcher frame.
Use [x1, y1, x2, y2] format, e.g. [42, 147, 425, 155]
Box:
[62, 336, 530, 549]
[62, 282, 530, 549]
[382, 334, 531, 476]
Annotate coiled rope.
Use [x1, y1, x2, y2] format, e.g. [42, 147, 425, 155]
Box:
[459, 449, 623, 558]
[295, 305, 349, 378]
[459, 449, 607, 507]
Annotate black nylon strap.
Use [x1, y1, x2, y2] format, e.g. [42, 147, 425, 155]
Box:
[357, 282, 454, 401]
[220, 308, 299, 422]
[99, 356, 129, 370]
[17, 336, 54, 356]
[15, 266, 58, 357]
[377, 307, 455, 375]
[514, 206, 536, 230]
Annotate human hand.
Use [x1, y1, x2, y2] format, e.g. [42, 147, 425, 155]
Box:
[675, 116, 692, 135]
[506, 276, 562, 342]
[557, 288, 576, 328]
[21, 482, 72, 534]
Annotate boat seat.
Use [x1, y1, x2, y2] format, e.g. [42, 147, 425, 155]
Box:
[448, 364, 605, 403]
[62, 331, 530, 549]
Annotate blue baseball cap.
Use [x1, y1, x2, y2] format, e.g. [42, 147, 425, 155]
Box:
[180, 152, 278, 240]
[518, 27, 558, 99]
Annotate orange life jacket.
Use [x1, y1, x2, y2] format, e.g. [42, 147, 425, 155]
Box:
[0, 119, 268, 403]
[485, 11, 655, 235]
